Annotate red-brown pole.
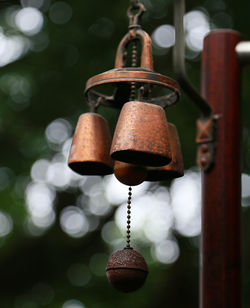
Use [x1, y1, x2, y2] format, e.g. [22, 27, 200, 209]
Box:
[201, 30, 241, 308]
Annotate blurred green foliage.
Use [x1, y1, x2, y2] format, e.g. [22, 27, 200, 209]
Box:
[0, 0, 249, 307]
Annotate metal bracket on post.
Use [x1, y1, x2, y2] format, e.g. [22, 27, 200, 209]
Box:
[173, 0, 249, 173]
[173, 0, 216, 172]
[196, 116, 217, 172]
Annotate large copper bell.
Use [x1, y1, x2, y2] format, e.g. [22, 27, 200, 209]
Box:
[111, 101, 171, 167]
[146, 123, 184, 181]
[68, 112, 113, 175]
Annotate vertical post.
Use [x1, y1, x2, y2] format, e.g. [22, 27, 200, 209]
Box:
[201, 30, 241, 308]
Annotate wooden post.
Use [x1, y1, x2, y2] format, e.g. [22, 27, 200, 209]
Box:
[200, 30, 242, 308]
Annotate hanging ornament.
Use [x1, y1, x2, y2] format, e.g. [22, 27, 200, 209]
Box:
[106, 187, 148, 292]
[68, 0, 183, 293]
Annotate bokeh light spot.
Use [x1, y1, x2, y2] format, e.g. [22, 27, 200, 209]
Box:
[62, 299, 85, 308]
[0, 30, 29, 67]
[242, 173, 250, 207]
[152, 24, 175, 48]
[49, 2, 72, 25]
[60, 206, 89, 238]
[45, 118, 72, 145]
[47, 162, 72, 189]
[101, 221, 123, 247]
[171, 171, 201, 237]
[15, 7, 44, 36]
[31, 159, 50, 183]
[184, 10, 210, 52]
[0, 211, 13, 237]
[115, 188, 173, 244]
[25, 183, 56, 229]
[152, 240, 180, 264]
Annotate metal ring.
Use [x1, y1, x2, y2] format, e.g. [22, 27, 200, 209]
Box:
[85, 68, 180, 101]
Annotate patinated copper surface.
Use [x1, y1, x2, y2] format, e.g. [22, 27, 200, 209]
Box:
[85, 68, 180, 96]
[115, 29, 153, 70]
[114, 161, 147, 186]
[106, 248, 148, 293]
[68, 113, 113, 175]
[146, 123, 184, 181]
[85, 27, 180, 110]
[110, 101, 171, 167]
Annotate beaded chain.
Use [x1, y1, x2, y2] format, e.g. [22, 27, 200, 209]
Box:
[126, 187, 132, 248]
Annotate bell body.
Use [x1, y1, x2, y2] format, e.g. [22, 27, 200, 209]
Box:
[68, 113, 113, 175]
[110, 101, 171, 167]
[106, 248, 148, 293]
[146, 123, 184, 181]
[114, 161, 147, 186]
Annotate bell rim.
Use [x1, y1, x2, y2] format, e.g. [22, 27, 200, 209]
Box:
[68, 161, 113, 176]
[111, 150, 171, 167]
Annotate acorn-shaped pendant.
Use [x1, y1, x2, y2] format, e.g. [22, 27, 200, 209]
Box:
[106, 187, 148, 292]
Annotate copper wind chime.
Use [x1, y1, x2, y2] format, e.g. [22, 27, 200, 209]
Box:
[68, 0, 184, 293]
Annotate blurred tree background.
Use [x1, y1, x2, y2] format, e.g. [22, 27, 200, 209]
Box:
[0, 0, 250, 307]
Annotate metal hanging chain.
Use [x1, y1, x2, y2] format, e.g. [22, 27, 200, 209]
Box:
[130, 40, 137, 100]
[126, 186, 132, 248]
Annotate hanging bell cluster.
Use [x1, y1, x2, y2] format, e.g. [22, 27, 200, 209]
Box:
[67, 0, 184, 294]
[68, 3, 184, 185]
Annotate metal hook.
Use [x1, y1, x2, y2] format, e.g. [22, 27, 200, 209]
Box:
[127, 2, 145, 29]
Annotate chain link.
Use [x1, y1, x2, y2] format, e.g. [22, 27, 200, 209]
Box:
[127, 0, 145, 28]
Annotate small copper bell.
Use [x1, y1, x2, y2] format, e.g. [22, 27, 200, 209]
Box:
[110, 101, 171, 167]
[114, 161, 147, 186]
[68, 113, 113, 175]
[146, 123, 184, 181]
[106, 248, 148, 293]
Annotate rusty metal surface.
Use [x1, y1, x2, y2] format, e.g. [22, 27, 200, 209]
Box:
[106, 248, 148, 292]
[196, 117, 214, 144]
[106, 248, 148, 270]
[201, 30, 241, 308]
[146, 123, 184, 181]
[106, 268, 148, 293]
[114, 161, 147, 186]
[196, 117, 216, 172]
[68, 113, 113, 175]
[110, 101, 171, 167]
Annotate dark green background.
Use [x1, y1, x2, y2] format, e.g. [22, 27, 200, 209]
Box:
[0, 0, 249, 307]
